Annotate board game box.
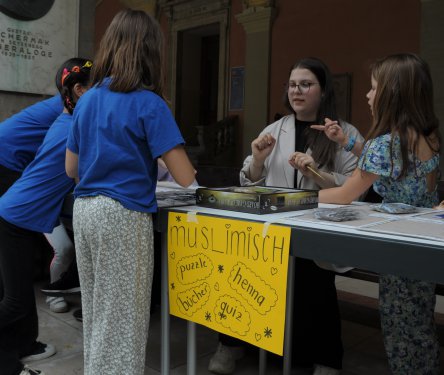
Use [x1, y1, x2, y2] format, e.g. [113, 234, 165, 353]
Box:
[195, 186, 318, 214]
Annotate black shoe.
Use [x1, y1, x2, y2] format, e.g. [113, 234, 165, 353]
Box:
[41, 260, 80, 296]
[73, 308, 83, 322]
[20, 341, 56, 362]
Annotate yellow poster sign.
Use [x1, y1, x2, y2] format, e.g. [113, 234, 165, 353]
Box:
[167, 211, 291, 355]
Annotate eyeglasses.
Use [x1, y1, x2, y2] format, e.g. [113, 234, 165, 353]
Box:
[288, 81, 318, 94]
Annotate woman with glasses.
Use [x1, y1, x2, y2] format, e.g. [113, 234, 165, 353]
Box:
[209, 58, 363, 375]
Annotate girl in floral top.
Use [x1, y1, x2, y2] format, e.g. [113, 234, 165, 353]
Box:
[306, 53, 441, 374]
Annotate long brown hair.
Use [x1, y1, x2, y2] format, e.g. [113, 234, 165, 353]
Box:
[365, 53, 440, 178]
[91, 9, 164, 97]
[284, 58, 339, 170]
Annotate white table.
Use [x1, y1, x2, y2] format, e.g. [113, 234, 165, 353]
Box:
[156, 203, 444, 375]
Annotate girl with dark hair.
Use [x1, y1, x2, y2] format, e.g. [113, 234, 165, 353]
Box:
[0, 57, 92, 375]
[209, 58, 363, 375]
[317, 53, 441, 374]
[65, 9, 195, 375]
[41, 58, 92, 315]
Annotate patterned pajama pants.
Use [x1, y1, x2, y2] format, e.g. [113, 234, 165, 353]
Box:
[379, 274, 440, 375]
[73, 195, 154, 375]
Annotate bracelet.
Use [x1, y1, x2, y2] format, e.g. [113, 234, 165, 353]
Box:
[343, 136, 356, 152]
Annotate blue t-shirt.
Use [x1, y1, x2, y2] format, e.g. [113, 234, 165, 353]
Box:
[0, 95, 63, 172]
[0, 113, 75, 233]
[67, 78, 185, 213]
[358, 134, 439, 208]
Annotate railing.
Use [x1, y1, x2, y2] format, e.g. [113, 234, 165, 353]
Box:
[186, 115, 238, 167]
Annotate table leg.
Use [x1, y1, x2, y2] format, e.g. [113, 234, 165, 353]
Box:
[161, 233, 170, 375]
[187, 321, 197, 375]
[283, 256, 295, 375]
[259, 349, 267, 375]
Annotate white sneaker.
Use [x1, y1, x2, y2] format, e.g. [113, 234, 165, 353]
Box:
[208, 343, 245, 374]
[46, 296, 69, 313]
[20, 365, 45, 375]
[313, 364, 341, 375]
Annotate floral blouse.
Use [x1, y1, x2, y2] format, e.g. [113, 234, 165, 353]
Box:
[358, 133, 439, 208]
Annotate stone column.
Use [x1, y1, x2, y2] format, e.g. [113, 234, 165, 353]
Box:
[78, 0, 95, 58]
[236, 2, 276, 158]
[420, 0, 444, 169]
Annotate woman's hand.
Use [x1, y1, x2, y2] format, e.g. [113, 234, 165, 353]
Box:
[311, 117, 347, 147]
[247, 133, 276, 181]
[434, 200, 444, 210]
[251, 133, 276, 165]
[288, 152, 316, 177]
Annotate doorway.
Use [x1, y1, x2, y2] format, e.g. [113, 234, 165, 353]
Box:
[175, 23, 220, 146]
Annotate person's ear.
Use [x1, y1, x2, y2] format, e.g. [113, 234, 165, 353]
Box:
[72, 83, 87, 100]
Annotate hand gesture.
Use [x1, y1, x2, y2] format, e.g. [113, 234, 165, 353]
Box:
[251, 133, 276, 164]
[288, 152, 316, 177]
[311, 117, 347, 146]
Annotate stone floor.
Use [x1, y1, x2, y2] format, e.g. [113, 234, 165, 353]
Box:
[29, 278, 444, 375]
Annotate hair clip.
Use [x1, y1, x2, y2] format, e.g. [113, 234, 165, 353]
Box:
[61, 68, 70, 86]
[82, 61, 93, 69]
[61, 61, 92, 87]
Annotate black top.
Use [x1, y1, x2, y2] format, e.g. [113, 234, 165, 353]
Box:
[294, 118, 315, 188]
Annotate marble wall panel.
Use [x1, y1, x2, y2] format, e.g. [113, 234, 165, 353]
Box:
[0, 1, 79, 95]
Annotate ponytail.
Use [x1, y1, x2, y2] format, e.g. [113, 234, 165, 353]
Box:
[55, 58, 92, 114]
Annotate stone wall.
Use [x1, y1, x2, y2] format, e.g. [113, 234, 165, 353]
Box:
[0, 0, 95, 121]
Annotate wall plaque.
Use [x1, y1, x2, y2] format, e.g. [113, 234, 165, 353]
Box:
[0, 1, 79, 95]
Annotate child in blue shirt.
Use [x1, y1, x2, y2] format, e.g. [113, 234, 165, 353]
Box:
[0, 75, 63, 375]
[0, 95, 63, 183]
[0, 80, 74, 316]
[66, 9, 195, 375]
[0, 58, 92, 375]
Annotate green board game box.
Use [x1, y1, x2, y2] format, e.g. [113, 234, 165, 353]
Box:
[195, 186, 318, 214]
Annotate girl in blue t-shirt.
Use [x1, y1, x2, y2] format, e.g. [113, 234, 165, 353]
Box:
[310, 54, 441, 374]
[0, 95, 63, 190]
[0, 58, 92, 375]
[0, 73, 73, 316]
[65, 9, 195, 375]
[0, 93, 66, 316]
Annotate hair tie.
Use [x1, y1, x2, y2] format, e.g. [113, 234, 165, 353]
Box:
[61, 68, 70, 86]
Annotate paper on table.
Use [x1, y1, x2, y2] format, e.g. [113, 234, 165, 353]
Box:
[359, 219, 444, 242]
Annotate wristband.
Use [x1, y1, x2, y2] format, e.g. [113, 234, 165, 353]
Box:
[343, 136, 356, 152]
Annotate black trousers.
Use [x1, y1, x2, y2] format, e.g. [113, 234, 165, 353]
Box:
[0, 164, 21, 196]
[0, 218, 40, 375]
[291, 258, 343, 369]
[220, 257, 343, 370]
[0, 165, 37, 375]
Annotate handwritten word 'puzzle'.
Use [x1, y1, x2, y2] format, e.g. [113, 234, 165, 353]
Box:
[214, 294, 250, 336]
[228, 261, 277, 315]
[176, 253, 213, 284]
[168, 212, 290, 355]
